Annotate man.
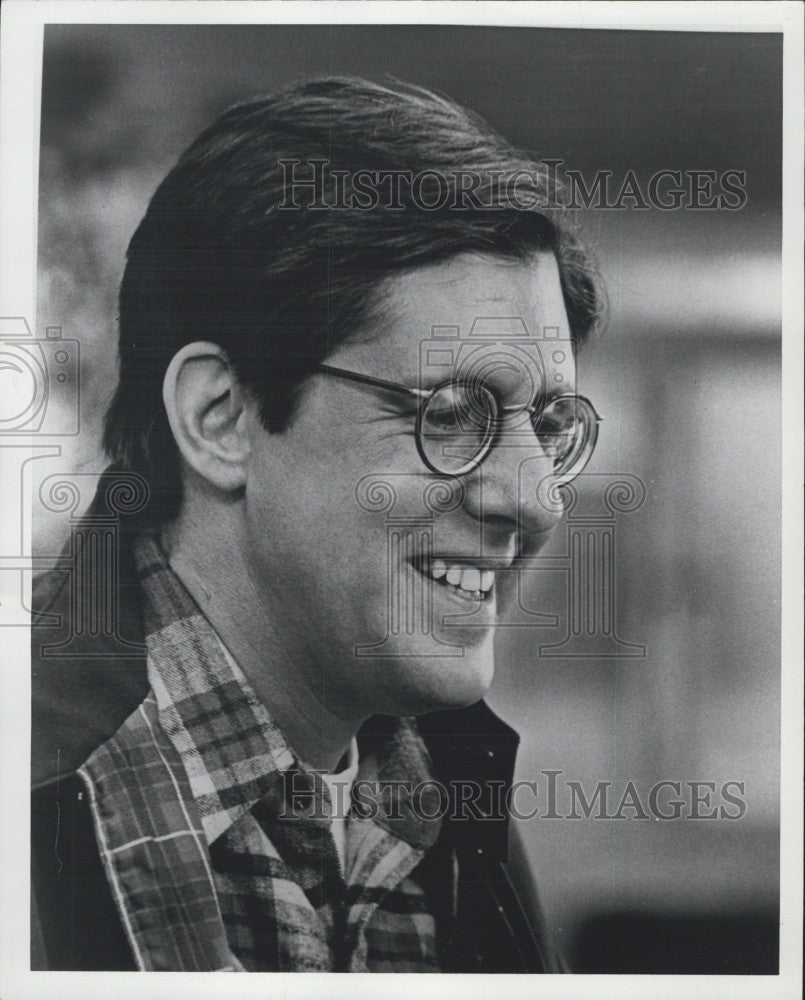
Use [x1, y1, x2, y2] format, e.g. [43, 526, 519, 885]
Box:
[31, 77, 601, 972]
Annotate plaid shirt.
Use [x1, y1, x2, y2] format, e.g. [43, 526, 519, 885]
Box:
[77, 534, 446, 972]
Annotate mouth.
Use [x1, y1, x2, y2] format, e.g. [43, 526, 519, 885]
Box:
[411, 557, 498, 603]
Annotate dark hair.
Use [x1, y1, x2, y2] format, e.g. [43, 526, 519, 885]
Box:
[104, 75, 602, 525]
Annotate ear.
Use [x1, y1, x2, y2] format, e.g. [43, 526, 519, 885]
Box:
[162, 341, 251, 492]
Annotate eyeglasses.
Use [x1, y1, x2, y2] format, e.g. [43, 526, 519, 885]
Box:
[317, 363, 601, 480]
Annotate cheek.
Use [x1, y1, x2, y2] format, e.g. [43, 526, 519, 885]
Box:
[244, 424, 430, 633]
[245, 463, 391, 605]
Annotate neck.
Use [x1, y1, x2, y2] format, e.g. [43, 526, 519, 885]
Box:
[160, 505, 364, 773]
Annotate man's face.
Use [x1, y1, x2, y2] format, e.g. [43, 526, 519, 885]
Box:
[242, 251, 573, 719]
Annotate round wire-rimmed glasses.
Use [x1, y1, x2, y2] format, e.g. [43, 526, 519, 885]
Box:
[317, 363, 601, 480]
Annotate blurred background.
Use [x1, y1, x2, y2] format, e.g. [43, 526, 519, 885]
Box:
[35, 24, 781, 973]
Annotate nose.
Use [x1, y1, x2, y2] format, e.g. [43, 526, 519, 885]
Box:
[461, 414, 565, 543]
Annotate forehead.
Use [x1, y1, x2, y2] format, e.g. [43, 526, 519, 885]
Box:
[330, 251, 572, 385]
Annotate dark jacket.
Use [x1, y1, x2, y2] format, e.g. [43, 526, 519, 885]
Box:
[31, 488, 561, 973]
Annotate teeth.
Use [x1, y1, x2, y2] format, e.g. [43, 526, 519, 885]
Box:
[430, 559, 447, 580]
[423, 561, 495, 595]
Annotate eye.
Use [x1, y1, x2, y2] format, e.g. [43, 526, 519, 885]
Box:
[533, 397, 585, 467]
[424, 383, 496, 432]
[424, 398, 464, 432]
[417, 381, 498, 475]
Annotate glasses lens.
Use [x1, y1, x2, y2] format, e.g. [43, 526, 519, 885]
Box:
[418, 382, 496, 475]
[532, 395, 598, 479]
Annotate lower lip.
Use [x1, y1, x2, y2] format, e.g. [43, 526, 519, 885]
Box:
[409, 561, 498, 625]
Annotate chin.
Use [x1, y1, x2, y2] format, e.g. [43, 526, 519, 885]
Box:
[383, 642, 496, 717]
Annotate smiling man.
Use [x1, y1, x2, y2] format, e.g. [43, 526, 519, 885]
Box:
[31, 77, 601, 972]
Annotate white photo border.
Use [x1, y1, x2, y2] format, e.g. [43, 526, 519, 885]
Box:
[1, 3, 802, 999]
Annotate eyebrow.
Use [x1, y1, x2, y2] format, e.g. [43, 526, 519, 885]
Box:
[420, 374, 576, 408]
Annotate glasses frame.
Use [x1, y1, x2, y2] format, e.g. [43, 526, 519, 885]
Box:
[317, 362, 602, 479]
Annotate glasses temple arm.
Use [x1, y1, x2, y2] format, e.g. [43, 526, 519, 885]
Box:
[317, 364, 429, 399]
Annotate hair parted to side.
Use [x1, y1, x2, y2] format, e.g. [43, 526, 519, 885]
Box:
[104, 75, 603, 526]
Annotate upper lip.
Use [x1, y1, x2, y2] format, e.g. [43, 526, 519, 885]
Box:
[414, 553, 515, 571]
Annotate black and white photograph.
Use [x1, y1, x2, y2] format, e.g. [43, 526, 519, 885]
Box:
[0, 2, 802, 997]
